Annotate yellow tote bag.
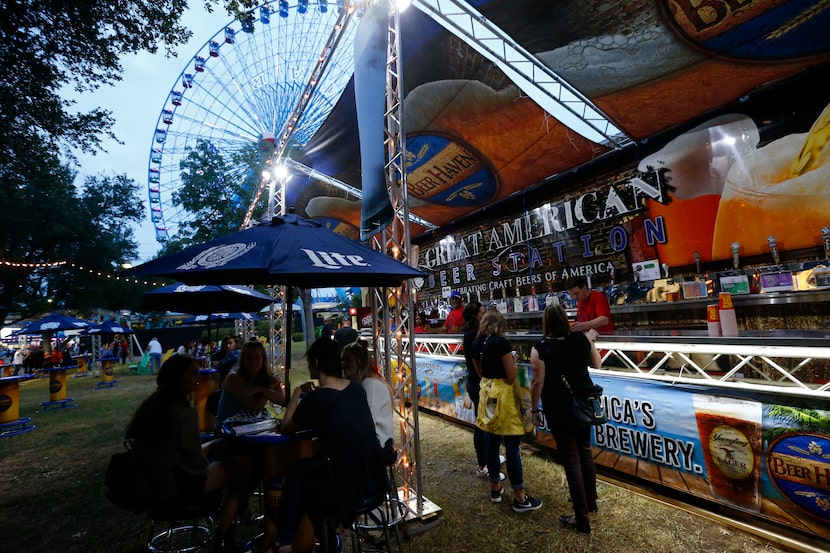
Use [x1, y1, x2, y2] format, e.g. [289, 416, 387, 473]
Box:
[476, 378, 525, 436]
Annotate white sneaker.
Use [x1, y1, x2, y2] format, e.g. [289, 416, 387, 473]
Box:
[475, 466, 506, 481]
[499, 454, 506, 465]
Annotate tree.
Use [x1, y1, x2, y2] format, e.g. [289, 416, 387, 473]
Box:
[164, 139, 265, 252]
[0, 0, 270, 317]
[0, 164, 148, 316]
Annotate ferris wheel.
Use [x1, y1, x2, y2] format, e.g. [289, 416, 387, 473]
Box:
[147, 0, 360, 245]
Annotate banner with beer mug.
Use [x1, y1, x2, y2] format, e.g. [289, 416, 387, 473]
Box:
[586, 374, 830, 540]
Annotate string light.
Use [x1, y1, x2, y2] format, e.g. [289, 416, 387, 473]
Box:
[0, 259, 162, 287]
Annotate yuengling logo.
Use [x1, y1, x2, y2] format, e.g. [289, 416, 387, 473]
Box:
[302, 248, 370, 270]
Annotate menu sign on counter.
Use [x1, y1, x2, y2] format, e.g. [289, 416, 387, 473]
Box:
[719, 274, 750, 295]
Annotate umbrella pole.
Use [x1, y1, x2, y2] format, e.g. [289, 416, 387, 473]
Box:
[284, 287, 293, 403]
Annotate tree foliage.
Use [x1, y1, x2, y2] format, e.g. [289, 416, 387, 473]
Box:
[164, 139, 265, 253]
[0, 0, 276, 318]
[0, 0, 213, 317]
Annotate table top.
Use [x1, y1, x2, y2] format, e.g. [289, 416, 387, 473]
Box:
[221, 421, 314, 445]
[40, 365, 78, 372]
[0, 374, 36, 383]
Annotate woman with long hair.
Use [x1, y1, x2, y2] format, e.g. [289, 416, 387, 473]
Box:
[126, 354, 248, 550]
[342, 339, 394, 447]
[461, 301, 499, 479]
[471, 309, 542, 513]
[214, 339, 285, 431]
[274, 338, 383, 553]
[530, 303, 601, 533]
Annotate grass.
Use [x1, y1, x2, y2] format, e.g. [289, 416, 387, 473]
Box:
[0, 351, 788, 553]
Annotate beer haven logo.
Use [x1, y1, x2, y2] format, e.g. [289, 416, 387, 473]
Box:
[767, 433, 830, 521]
[405, 134, 498, 207]
[658, 0, 830, 60]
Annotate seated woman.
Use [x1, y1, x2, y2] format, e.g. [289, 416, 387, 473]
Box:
[342, 339, 394, 448]
[272, 338, 384, 553]
[125, 355, 249, 551]
[214, 339, 285, 432]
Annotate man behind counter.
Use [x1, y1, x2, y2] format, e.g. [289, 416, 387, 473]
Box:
[441, 291, 465, 333]
[566, 276, 614, 335]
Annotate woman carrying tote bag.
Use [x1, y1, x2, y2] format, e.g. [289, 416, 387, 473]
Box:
[471, 309, 543, 513]
[530, 303, 601, 534]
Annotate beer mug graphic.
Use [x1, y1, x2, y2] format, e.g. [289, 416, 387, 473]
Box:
[694, 394, 763, 512]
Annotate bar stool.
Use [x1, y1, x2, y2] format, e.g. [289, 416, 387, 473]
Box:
[348, 442, 407, 553]
[146, 492, 221, 553]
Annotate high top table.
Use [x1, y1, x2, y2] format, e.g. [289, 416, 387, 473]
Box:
[0, 374, 37, 437]
[94, 356, 120, 389]
[38, 365, 79, 411]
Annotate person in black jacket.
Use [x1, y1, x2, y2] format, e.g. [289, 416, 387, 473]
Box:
[530, 303, 601, 534]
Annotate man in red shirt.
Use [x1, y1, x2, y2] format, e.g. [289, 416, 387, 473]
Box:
[567, 276, 614, 334]
[443, 291, 465, 333]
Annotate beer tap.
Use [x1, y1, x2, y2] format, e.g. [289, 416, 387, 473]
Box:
[822, 227, 830, 259]
[731, 242, 741, 270]
[609, 265, 615, 285]
[694, 251, 701, 275]
[767, 236, 780, 266]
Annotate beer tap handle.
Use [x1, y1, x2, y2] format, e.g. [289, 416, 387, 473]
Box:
[767, 236, 780, 266]
[731, 242, 741, 270]
[694, 251, 701, 275]
[822, 227, 830, 259]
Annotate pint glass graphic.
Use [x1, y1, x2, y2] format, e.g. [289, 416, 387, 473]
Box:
[693, 394, 762, 511]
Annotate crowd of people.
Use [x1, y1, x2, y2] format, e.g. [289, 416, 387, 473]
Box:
[124, 313, 391, 553]
[119, 285, 610, 553]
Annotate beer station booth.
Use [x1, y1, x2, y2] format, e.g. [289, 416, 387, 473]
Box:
[394, 72, 830, 551]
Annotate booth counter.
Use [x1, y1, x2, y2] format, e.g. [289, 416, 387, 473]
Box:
[394, 330, 830, 549]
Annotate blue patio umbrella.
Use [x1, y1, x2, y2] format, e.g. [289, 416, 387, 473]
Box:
[83, 321, 135, 335]
[14, 312, 91, 335]
[121, 214, 424, 288]
[121, 214, 425, 395]
[181, 313, 263, 323]
[142, 283, 275, 315]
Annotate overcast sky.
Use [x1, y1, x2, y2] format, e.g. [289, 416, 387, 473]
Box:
[69, 8, 234, 262]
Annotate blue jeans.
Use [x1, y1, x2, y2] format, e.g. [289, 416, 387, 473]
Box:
[469, 388, 489, 467]
[487, 433, 523, 491]
[150, 353, 162, 375]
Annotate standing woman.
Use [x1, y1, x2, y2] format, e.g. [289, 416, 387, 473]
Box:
[471, 310, 542, 513]
[530, 303, 601, 534]
[461, 301, 498, 479]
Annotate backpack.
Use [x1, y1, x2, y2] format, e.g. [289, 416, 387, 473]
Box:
[104, 440, 150, 513]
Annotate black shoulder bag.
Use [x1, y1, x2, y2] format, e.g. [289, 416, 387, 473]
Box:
[104, 439, 150, 513]
[537, 339, 607, 426]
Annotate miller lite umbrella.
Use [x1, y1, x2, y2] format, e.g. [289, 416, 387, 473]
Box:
[122, 214, 424, 288]
[142, 283, 275, 315]
[181, 313, 263, 323]
[121, 213, 425, 394]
